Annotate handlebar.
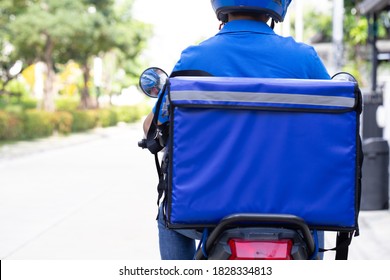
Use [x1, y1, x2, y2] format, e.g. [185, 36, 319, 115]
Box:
[138, 139, 147, 149]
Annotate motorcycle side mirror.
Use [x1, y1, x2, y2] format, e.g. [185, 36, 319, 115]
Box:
[139, 67, 168, 98]
[331, 72, 358, 83]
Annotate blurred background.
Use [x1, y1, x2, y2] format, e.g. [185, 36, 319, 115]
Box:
[1, 0, 390, 141]
[0, 0, 389, 140]
[1, 0, 390, 260]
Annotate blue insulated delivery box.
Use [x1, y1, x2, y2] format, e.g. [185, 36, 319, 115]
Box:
[167, 76, 362, 231]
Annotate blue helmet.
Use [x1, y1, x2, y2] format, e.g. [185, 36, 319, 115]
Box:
[140, 68, 161, 92]
[211, 0, 292, 23]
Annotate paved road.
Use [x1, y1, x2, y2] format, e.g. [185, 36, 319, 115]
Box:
[0, 122, 390, 260]
[0, 123, 160, 260]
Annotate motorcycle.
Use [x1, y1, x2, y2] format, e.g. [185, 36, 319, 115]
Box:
[138, 67, 362, 260]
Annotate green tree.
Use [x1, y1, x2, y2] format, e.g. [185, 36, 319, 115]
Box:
[2, 0, 151, 111]
[58, 0, 151, 109]
[343, 0, 389, 85]
[298, 1, 389, 86]
[0, 0, 33, 96]
[7, 0, 88, 111]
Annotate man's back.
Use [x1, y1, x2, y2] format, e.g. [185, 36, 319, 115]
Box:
[173, 20, 330, 80]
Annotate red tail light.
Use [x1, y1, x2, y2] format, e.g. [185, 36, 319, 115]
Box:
[228, 239, 293, 260]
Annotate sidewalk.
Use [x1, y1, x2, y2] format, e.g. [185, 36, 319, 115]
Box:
[324, 210, 390, 260]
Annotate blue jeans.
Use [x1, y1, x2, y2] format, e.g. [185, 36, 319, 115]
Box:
[157, 208, 201, 260]
[157, 208, 324, 260]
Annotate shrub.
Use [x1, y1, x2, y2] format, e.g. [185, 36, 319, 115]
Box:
[0, 111, 9, 140]
[20, 97, 38, 110]
[0, 98, 7, 110]
[0, 102, 151, 143]
[71, 110, 99, 132]
[52, 111, 73, 134]
[115, 104, 151, 123]
[5, 114, 24, 140]
[114, 106, 136, 123]
[1, 98, 37, 114]
[98, 109, 118, 127]
[4, 104, 24, 115]
[56, 97, 80, 111]
[0, 111, 24, 141]
[23, 109, 55, 139]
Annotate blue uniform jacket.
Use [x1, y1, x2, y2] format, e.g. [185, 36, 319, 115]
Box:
[154, 19, 330, 123]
